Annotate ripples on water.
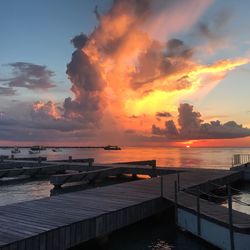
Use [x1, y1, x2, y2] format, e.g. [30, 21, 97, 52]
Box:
[0, 147, 249, 249]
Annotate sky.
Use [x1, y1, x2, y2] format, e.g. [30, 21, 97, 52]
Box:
[0, 0, 250, 147]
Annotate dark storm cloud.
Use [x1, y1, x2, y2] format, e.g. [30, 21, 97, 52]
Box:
[0, 101, 96, 142]
[71, 33, 89, 49]
[177, 103, 203, 137]
[166, 39, 193, 58]
[63, 33, 105, 126]
[152, 103, 250, 140]
[0, 123, 94, 142]
[152, 120, 179, 139]
[156, 112, 172, 118]
[0, 86, 16, 96]
[0, 62, 56, 90]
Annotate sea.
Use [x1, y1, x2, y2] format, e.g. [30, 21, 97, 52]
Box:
[0, 146, 250, 249]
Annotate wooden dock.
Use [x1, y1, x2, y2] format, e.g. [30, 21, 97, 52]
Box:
[0, 159, 96, 179]
[0, 166, 248, 250]
[0, 158, 173, 187]
[50, 164, 175, 188]
[0, 177, 167, 250]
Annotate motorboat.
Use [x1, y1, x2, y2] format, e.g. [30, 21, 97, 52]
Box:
[104, 145, 121, 150]
[11, 147, 21, 154]
[30, 145, 46, 151]
[52, 148, 62, 152]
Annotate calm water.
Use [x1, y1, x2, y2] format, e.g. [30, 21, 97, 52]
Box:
[0, 147, 249, 249]
[1, 146, 247, 206]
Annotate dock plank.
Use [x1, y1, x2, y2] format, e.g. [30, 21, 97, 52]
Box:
[0, 167, 249, 250]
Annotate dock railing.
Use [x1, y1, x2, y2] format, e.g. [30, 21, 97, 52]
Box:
[173, 174, 250, 250]
[182, 180, 250, 250]
[232, 154, 250, 166]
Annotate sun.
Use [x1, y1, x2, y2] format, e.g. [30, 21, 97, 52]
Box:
[186, 145, 190, 148]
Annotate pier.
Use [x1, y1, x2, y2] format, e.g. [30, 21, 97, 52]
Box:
[0, 158, 95, 178]
[0, 157, 249, 250]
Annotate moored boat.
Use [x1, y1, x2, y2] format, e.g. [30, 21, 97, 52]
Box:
[11, 147, 21, 154]
[29, 150, 40, 154]
[104, 145, 121, 150]
[30, 145, 46, 151]
[52, 148, 62, 152]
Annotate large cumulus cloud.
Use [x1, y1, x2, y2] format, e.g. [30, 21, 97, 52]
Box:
[0, 101, 96, 142]
[0, 0, 248, 144]
[152, 103, 250, 140]
[63, 33, 105, 126]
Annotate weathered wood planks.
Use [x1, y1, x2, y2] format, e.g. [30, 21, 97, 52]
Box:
[49, 165, 176, 188]
[0, 159, 97, 179]
[0, 167, 248, 250]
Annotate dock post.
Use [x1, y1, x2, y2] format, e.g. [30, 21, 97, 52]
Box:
[68, 156, 72, 162]
[177, 172, 180, 191]
[11, 154, 14, 160]
[160, 176, 163, 197]
[151, 160, 156, 170]
[174, 181, 178, 226]
[227, 184, 234, 250]
[87, 158, 94, 171]
[196, 191, 201, 236]
[38, 157, 42, 165]
[0, 156, 3, 163]
[87, 158, 90, 171]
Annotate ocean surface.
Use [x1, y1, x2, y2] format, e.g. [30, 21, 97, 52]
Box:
[0, 146, 250, 249]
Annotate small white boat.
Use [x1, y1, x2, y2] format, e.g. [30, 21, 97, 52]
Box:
[29, 150, 40, 154]
[52, 148, 62, 152]
[104, 145, 121, 150]
[11, 147, 21, 154]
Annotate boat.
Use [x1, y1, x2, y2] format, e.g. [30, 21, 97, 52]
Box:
[29, 150, 40, 154]
[104, 145, 121, 150]
[52, 148, 62, 152]
[30, 145, 46, 151]
[29, 145, 45, 154]
[40, 146, 46, 151]
[11, 147, 21, 154]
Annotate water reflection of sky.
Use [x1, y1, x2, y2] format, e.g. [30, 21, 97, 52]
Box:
[222, 182, 250, 216]
[1, 146, 249, 168]
[1, 147, 250, 206]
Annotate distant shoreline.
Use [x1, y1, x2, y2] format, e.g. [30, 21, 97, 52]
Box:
[0, 146, 105, 149]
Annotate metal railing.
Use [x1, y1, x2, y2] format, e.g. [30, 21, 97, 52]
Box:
[172, 175, 250, 250]
[184, 185, 235, 250]
[232, 154, 250, 166]
[159, 170, 250, 250]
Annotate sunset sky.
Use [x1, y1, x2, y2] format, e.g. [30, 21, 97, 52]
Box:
[0, 0, 250, 147]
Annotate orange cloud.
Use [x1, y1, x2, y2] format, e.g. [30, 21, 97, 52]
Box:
[33, 101, 61, 120]
[4, 0, 249, 146]
[73, 0, 249, 138]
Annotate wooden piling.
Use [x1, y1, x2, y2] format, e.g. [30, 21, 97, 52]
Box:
[196, 191, 201, 236]
[227, 184, 235, 250]
[174, 180, 178, 226]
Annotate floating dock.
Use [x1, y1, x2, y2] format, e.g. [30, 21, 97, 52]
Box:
[0, 159, 249, 250]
